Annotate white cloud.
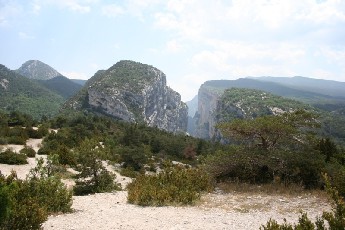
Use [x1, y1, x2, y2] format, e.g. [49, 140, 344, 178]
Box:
[191, 50, 230, 73]
[165, 40, 182, 53]
[99, 0, 162, 20]
[32, 0, 93, 14]
[168, 72, 210, 101]
[152, 0, 345, 44]
[0, 1, 23, 27]
[319, 46, 345, 63]
[312, 69, 336, 80]
[62, 71, 88, 79]
[102, 4, 125, 17]
[18, 32, 35, 39]
[297, 0, 345, 24]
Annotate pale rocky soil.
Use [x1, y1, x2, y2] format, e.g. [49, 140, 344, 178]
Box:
[0, 138, 46, 179]
[42, 180, 330, 230]
[0, 139, 332, 230]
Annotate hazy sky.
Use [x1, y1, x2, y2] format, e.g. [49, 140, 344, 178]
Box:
[1, 0, 345, 101]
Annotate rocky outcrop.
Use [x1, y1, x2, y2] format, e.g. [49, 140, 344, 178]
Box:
[193, 85, 221, 139]
[16, 60, 62, 80]
[193, 82, 311, 140]
[67, 60, 188, 133]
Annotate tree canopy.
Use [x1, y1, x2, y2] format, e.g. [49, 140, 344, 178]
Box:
[217, 110, 319, 151]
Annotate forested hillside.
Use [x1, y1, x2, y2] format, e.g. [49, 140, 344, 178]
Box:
[37, 76, 83, 99]
[0, 65, 64, 120]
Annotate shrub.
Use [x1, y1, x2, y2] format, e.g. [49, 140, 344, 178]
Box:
[0, 137, 7, 145]
[7, 136, 26, 145]
[20, 146, 36, 158]
[127, 166, 212, 206]
[0, 169, 72, 230]
[74, 139, 120, 195]
[120, 166, 139, 178]
[0, 149, 28, 165]
[3, 195, 47, 230]
[119, 145, 149, 171]
[202, 147, 325, 188]
[37, 146, 50, 155]
[202, 147, 274, 184]
[324, 163, 345, 198]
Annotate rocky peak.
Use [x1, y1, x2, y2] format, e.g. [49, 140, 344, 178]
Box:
[66, 60, 188, 133]
[16, 60, 62, 80]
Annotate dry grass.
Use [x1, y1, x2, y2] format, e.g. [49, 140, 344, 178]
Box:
[217, 181, 326, 197]
[198, 182, 330, 214]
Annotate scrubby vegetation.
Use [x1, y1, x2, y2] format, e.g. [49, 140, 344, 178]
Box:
[0, 160, 72, 230]
[127, 166, 212, 206]
[20, 146, 36, 158]
[73, 139, 120, 195]
[0, 111, 49, 146]
[0, 149, 27, 165]
[0, 103, 344, 228]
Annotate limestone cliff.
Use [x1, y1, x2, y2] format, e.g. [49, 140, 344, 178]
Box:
[193, 82, 311, 140]
[193, 84, 221, 139]
[65, 60, 188, 133]
[16, 60, 62, 80]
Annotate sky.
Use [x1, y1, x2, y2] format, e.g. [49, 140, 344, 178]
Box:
[1, 0, 345, 101]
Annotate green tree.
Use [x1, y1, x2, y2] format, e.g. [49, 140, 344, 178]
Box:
[74, 139, 119, 195]
[217, 110, 318, 151]
[319, 138, 338, 162]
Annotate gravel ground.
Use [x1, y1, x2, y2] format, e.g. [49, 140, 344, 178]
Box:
[42, 189, 330, 230]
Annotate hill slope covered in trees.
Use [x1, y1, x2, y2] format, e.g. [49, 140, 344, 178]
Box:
[0, 64, 64, 120]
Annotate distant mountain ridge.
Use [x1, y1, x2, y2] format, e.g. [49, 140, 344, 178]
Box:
[191, 77, 345, 141]
[202, 78, 345, 104]
[14, 60, 83, 99]
[252, 76, 345, 99]
[37, 76, 83, 99]
[71, 79, 87, 86]
[16, 60, 62, 80]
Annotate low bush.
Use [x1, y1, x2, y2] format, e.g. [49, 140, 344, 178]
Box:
[74, 169, 119, 195]
[127, 166, 212, 206]
[73, 139, 120, 195]
[55, 146, 76, 166]
[120, 166, 139, 178]
[0, 168, 72, 230]
[0, 137, 7, 145]
[0, 149, 28, 164]
[7, 136, 26, 145]
[20, 146, 36, 158]
[202, 147, 325, 188]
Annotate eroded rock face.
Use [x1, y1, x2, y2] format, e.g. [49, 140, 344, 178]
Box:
[16, 60, 62, 80]
[193, 85, 220, 139]
[193, 85, 310, 140]
[80, 60, 187, 133]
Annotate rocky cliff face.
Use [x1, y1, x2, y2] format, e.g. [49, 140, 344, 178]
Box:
[193, 84, 221, 139]
[193, 83, 311, 140]
[66, 60, 188, 133]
